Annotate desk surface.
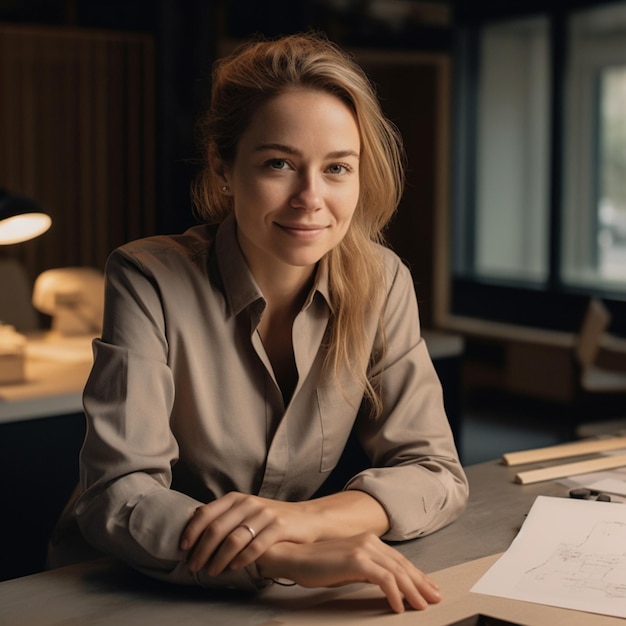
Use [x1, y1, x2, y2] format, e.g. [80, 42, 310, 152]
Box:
[0, 333, 93, 423]
[2, 459, 621, 625]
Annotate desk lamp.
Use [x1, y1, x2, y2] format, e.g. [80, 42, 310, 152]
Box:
[0, 188, 51, 244]
[0, 189, 51, 382]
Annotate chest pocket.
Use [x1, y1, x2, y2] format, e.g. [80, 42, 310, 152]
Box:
[316, 381, 364, 472]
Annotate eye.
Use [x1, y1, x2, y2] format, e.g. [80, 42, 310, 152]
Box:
[266, 158, 289, 170]
[326, 163, 351, 175]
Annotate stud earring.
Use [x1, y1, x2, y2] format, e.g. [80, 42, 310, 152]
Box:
[221, 185, 229, 193]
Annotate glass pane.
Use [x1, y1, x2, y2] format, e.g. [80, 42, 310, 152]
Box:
[474, 18, 550, 283]
[562, 3, 626, 290]
[598, 66, 626, 281]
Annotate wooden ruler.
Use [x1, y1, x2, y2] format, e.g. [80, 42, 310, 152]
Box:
[502, 436, 626, 466]
[514, 453, 626, 485]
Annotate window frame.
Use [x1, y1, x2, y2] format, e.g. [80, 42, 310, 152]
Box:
[449, 2, 626, 336]
[563, 16, 626, 289]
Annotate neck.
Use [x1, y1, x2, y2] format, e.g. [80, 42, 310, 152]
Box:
[250, 260, 316, 316]
[255, 268, 313, 407]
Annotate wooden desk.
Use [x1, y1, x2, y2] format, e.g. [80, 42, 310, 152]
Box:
[2, 460, 621, 625]
[0, 332, 93, 423]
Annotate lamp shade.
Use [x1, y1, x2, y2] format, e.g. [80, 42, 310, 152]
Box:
[0, 188, 51, 244]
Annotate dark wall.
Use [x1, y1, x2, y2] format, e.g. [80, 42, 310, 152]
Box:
[0, 0, 216, 237]
[0, 0, 454, 239]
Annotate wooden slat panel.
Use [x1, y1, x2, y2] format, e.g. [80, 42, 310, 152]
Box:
[77, 33, 94, 268]
[91, 36, 110, 267]
[141, 39, 156, 237]
[0, 25, 155, 293]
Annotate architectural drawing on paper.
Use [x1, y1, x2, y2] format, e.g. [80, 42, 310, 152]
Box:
[516, 521, 626, 599]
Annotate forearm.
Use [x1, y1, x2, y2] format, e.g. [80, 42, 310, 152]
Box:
[300, 489, 390, 540]
[75, 480, 269, 590]
[347, 463, 468, 541]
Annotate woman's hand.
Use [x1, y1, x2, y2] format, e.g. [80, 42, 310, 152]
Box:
[181, 492, 318, 575]
[258, 533, 442, 614]
[181, 490, 390, 577]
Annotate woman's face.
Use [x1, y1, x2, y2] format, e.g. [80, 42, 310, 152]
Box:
[223, 88, 361, 283]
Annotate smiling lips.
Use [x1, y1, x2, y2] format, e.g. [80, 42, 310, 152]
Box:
[276, 222, 329, 239]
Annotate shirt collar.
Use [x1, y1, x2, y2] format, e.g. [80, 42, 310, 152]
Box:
[305, 256, 333, 313]
[215, 214, 263, 316]
[215, 213, 333, 316]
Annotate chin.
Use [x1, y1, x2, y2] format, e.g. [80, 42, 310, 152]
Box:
[279, 251, 326, 268]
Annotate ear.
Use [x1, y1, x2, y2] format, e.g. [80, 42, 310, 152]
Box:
[213, 162, 233, 197]
[219, 167, 231, 187]
[209, 144, 231, 186]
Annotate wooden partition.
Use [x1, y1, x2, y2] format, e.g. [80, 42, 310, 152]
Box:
[355, 50, 451, 329]
[0, 25, 155, 284]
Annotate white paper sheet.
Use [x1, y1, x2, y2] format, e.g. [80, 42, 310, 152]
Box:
[560, 465, 626, 503]
[471, 495, 626, 618]
[586, 478, 626, 498]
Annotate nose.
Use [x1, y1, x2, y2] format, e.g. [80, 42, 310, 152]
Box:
[290, 173, 322, 211]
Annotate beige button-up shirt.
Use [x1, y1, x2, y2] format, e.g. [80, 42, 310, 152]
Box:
[73, 215, 468, 589]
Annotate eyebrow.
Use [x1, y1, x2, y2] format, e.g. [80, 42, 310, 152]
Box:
[255, 143, 360, 160]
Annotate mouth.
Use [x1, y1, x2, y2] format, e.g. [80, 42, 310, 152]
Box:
[275, 223, 328, 238]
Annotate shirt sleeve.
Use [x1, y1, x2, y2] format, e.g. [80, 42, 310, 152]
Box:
[74, 248, 270, 591]
[345, 257, 469, 541]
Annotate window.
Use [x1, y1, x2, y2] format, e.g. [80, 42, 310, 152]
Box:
[451, 1, 626, 334]
[474, 17, 550, 284]
[563, 4, 626, 291]
[598, 68, 626, 278]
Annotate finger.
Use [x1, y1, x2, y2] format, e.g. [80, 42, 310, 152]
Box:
[186, 514, 244, 572]
[210, 503, 293, 573]
[226, 520, 282, 571]
[183, 493, 260, 559]
[190, 510, 271, 576]
[369, 543, 440, 611]
[377, 571, 407, 613]
[408, 571, 441, 605]
[391, 552, 441, 604]
[369, 563, 437, 613]
[180, 498, 232, 550]
[203, 524, 260, 576]
[208, 507, 281, 575]
[326, 538, 405, 613]
[394, 569, 439, 611]
[187, 518, 242, 573]
[352, 561, 407, 614]
[189, 508, 270, 575]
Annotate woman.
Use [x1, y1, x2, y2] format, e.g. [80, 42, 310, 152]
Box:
[60, 33, 468, 613]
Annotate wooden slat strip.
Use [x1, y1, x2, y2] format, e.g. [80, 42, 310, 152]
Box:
[515, 453, 626, 484]
[502, 436, 626, 466]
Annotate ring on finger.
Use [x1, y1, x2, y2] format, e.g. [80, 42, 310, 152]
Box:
[237, 523, 256, 541]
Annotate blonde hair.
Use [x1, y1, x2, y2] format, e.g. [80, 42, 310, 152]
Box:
[192, 33, 405, 416]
